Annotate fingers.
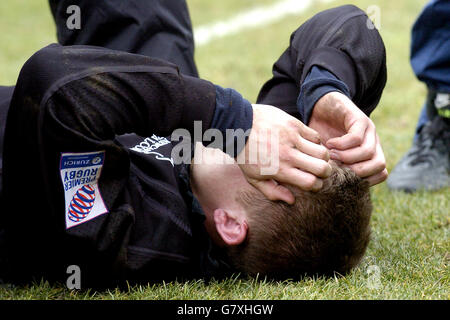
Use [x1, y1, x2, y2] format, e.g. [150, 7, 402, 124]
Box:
[296, 120, 321, 144]
[251, 179, 295, 204]
[326, 117, 368, 150]
[365, 168, 389, 187]
[343, 137, 387, 181]
[329, 123, 376, 164]
[287, 147, 332, 178]
[271, 167, 324, 192]
[345, 157, 385, 178]
[295, 135, 330, 162]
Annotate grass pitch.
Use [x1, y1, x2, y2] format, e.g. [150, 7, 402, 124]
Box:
[0, 0, 448, 300]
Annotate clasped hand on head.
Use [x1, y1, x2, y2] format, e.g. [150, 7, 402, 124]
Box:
[237, 94, 387, 204]
[237, 104, 332, 204]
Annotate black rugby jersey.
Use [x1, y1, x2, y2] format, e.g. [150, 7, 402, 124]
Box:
[0, 44, 238, 287]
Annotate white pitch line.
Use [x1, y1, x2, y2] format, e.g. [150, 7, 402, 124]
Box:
[194, 0, 336, 47]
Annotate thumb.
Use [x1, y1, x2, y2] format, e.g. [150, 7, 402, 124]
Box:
[251, 179, 295, 204]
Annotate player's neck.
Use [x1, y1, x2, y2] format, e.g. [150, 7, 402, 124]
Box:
[190, 144, 249, 246]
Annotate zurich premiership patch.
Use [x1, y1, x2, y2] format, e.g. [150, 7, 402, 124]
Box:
[59, 151, 108, 229]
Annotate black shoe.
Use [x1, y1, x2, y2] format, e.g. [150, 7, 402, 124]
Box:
[387, 115, 450, 192]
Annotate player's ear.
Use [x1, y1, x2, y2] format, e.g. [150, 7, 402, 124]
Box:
[213, 208, 248, 246]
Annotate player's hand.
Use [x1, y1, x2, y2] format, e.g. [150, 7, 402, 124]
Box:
[308, 91, 388, 186]
[237, 104, 332, 204]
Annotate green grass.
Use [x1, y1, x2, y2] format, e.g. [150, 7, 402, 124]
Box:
[0, 0, 448, 300]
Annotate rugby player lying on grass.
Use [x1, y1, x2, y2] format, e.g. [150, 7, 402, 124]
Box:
[0, 4, 387, 288]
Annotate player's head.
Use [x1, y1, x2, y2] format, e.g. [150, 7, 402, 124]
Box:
[192, 146, 372, 278]
[223, 165, 372, 278]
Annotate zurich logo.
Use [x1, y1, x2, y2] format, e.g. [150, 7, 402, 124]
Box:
[91, 157, 102, 165]
[67, 185, 96, 222]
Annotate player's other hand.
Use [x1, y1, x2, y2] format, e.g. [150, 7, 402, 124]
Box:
[309, 92, 388, 187]
[237, 104, 332, 204]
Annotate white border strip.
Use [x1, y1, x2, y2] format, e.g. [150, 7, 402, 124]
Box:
[194, 0, 335, 46]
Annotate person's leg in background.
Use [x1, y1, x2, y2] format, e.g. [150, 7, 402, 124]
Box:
[48, 0, 198, 77]
[387, 0, 450, 192]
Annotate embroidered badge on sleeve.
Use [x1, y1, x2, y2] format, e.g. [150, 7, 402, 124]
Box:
[130, 134, 174, 166]
[59, 151, 108, 229]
